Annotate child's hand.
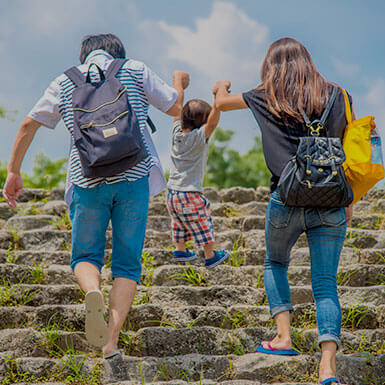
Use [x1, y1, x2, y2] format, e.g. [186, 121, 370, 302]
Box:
[173, 71, 190, 89]
[212, 80, 231, 95]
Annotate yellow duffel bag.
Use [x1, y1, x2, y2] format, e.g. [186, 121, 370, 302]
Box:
[342, 89, 384, 203]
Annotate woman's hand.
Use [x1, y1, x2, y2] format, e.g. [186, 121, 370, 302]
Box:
[212, 80, 231, 95]
[345, 203, 353, 226]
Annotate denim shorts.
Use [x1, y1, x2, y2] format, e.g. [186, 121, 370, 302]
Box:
[69, 176, 149, 283]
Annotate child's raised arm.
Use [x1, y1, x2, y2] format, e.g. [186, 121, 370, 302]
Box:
[204, 98, 221, 140]
[172, 70, 190, 122]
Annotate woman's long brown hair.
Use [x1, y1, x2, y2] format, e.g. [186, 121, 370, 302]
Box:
[257, 37, 332, 124]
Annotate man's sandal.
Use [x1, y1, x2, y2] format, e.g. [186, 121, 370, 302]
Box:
[85, 290, 108, 347]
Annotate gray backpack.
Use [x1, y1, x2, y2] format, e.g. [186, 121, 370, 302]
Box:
[64, 59, 151, 178]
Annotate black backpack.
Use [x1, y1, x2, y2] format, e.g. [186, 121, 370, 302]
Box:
[278, 87, 353, 207]
[64, 59, 151, 178]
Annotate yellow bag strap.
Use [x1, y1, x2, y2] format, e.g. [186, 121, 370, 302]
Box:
[342, 89, 352, 124]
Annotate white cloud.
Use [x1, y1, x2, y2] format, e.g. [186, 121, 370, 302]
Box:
[152, 1, 269, 90]
[332, 57, 360, 77]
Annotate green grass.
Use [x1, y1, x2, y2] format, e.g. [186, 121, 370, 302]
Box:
[0, 279, 39, 306]
[342, 300, 371, 330]
[28, 261, 47, 284]
[225, 235, 246, 267]
[46, 213, 72, 230]
[169, 264, 209, 287]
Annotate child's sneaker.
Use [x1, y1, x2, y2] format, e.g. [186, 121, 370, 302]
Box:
[172, 249, 197, 263]
[204, 249, 230, 268]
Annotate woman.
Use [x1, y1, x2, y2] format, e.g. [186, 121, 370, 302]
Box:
[213, 37, 355, 385]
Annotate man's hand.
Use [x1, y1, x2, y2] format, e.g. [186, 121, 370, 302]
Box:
[212, 80, 231, 95]
[3, 172, 23, 208]
[173, 71, 190, 89]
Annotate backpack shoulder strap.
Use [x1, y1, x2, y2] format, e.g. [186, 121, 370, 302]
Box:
[64, 66, 86, 87]
[319, 86, 338, 126]
[105, 59, 127, 79]
[342, 89, 352, 124]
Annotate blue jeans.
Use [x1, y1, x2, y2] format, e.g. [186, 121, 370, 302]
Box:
[265, 190, 347, 347]
[69, 176, 149, 283]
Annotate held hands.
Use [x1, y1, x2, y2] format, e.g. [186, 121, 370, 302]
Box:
[173, 71, 190, 89]
[212, 80, 231, 95]
[3, 172, 23, 208]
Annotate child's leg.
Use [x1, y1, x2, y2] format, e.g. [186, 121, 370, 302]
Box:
[175, 240, 187, 252]
[203, 242, 215, 259]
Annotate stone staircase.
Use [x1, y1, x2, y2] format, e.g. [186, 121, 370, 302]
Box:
[0, 187, 384, 385]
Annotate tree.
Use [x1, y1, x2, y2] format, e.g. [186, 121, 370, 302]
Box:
[204, 127, 270, 189]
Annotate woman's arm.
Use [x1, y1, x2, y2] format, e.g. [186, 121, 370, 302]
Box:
[213, 80, 248, 111]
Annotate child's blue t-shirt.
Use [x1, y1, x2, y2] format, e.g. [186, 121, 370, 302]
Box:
[167, 120, 209, 193]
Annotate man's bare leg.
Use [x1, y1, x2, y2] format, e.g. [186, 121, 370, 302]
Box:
[74, 262, 101, 292]
[102, 277, 137, 356]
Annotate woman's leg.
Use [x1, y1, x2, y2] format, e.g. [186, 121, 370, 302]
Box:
[306, 209, 346, 382]
[263, 191, 303, 349]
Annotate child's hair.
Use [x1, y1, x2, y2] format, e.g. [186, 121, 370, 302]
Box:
[181, 99, 211, 130]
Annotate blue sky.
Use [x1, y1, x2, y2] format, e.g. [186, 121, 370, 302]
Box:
[0, 0, 384, 174]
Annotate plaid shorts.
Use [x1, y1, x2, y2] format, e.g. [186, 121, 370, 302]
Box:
[166, 190, 215, 245]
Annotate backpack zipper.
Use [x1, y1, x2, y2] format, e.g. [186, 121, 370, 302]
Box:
[80, 111, 129, 129]
[73, 88, 127, 113]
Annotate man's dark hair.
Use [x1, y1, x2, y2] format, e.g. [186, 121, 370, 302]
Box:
[79, 33, 126, 64]
[181, 99, 212, 130]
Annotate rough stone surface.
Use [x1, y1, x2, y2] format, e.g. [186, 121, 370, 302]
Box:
[0, 188, 384, 385]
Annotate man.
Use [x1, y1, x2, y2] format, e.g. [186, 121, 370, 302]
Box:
[3, 33, 189, 359]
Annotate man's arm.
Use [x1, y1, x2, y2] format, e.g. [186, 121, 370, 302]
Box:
[3, 118, 41, 207]
[213, 80, 248, 111]
[169, 70, 189, 122]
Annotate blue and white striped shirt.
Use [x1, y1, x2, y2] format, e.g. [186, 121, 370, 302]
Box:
[29, 49, 177, 204]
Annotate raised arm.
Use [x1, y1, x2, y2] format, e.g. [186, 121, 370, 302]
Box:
[170, 70, 189, 122]
[3, 117, 41, 207]
[204, 100, 220, 140]
[212, 80, 248, 111]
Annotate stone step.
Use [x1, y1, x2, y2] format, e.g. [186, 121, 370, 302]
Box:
[1, 283, 384, 307]
[1, 326, 384, 359]
[1, 247, 384, 269]
[7, 212, 383, 233]
[149, 264, 385, 288]
[1, 301, 384, 332]
[0, 328, 92, 358]
[2, 352, 383, 385]
[2, 225, 384, 252]
[3, 262, 384, 288]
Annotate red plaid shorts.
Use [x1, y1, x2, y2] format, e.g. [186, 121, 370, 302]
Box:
[166, 190, 215, 245]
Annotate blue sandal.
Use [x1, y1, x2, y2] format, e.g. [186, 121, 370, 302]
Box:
[172, 248, 197, 263]
[204, 249, 230, 268]
[320, 378, 339, 385]
[256, 341, 299, 356]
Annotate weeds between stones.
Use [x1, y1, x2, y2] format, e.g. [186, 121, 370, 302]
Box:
[28, 261, 47, 284]
[169, 263, 209, 287]
[223, 334, 245, 355]
[337, 268, 359, 286]
[46, 213, 72, 230]
[142, 250, 156, 287]
[342, 299, 371, 330]
[5, 224, 22, 250]
[4, 242, 18, 263]
[225, 234, 246, 267]
[345, 331, 385, 354]
[291, 328, 318, 354]
[0, 278, 40, 306]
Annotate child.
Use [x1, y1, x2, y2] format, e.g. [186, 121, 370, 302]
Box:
[166, 70, 229, 267]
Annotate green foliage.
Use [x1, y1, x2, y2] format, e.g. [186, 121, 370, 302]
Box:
[204, 128, 270, 189]
[0, 151, 67, 189]
[169, 264, 209, 287]
[22, 151, 67, 189]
